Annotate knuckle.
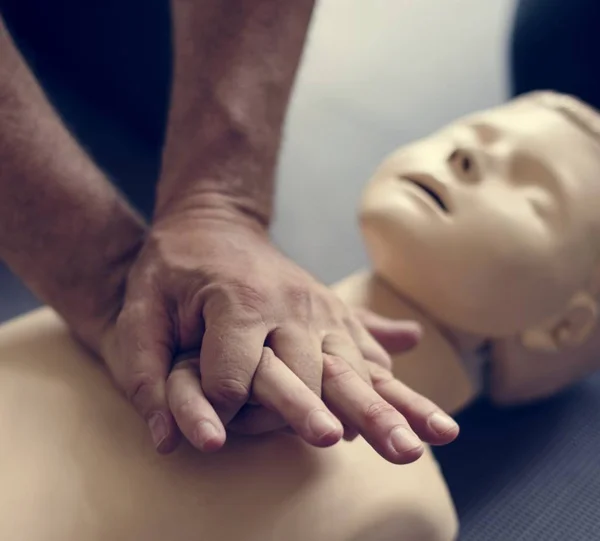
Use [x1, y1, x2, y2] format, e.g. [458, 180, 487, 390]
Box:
[321, 308, 355, 336]
[321, 298, 346, 328]
[116, 300, 166, 341]
[171, 396, 197, 420]
[115, 304, 138, 332]
[286, 284, 311, 304]
[368, 363, 394, 385]
[362, 346, 392, 372]
[340, 311, 356, 331]
[363, 401, 397, 424]
[166, 363, 196, 394]
[233, 284, 268, 312]
[285, 282, 339, 326]
[285, 286, 313, 317]
[125, 373, 158, 411]
[323, 355, 356, 385]
[133, 256, 162, 286]
[206, 377, 250, 407]
[257, 347, 277, 372]
[207, 282, 269, 326]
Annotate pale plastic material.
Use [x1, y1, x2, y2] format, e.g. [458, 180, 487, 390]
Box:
[2, 91, 599, 540]
[357, 90, 600, 406]
[0, 309, 458, 541]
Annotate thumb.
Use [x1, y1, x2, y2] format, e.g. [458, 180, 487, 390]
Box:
[107, 300, 179, 454]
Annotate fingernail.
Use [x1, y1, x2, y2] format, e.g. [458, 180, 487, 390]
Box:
[195, 421, 220, 451]
[428, 412, 458, 436]
[308, 410, 339, 439]
[390, 426, 422, 454]
[343, 426, 360, 441]
[148, 413, 168, 449]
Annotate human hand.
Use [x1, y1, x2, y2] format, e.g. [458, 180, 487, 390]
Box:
[175, 308, 459, 463]
[218, 308, 427, 438]
[102, 209, 458, 463]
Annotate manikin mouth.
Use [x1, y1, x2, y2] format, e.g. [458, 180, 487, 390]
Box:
[400, 175, 449, 213]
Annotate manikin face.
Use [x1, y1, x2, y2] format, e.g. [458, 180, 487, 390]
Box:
[360, 96, 600, 336]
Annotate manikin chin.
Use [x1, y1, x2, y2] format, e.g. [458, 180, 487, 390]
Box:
[334, 90, 600, 413]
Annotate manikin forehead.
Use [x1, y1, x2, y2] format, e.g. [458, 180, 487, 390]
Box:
[455, 102, 583, 146]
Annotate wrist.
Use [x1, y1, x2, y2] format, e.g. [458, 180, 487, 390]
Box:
[62, 208, 147, 352]
[156, 114, 276, 229]
[67, 217, 147, 354]
[153, 188, 272, 233]
[4, 198, 147, 355]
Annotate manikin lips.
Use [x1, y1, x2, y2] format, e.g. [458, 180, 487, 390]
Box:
[401, 175, 448, 213]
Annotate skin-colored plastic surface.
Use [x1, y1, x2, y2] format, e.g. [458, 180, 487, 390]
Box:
[356, 91, 600, 405]
[0, 309, 458, 541]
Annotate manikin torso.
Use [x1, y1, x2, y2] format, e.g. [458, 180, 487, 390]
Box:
[0, 309, 457, 541]
[1, 91, 600, 541]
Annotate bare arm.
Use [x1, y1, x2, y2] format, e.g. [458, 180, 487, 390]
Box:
[0, 12, 458, 461]
[156, 0, 315, 223]
[0, 18, 145, 352]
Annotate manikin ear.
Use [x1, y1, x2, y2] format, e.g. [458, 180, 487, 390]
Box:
[520, 292, 598, 353]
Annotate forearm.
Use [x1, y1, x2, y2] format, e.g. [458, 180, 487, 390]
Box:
[0, 20, 146, 347]
[157, 0, 316, 225]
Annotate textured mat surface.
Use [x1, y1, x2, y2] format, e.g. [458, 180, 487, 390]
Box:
[435, 380, 600, 540]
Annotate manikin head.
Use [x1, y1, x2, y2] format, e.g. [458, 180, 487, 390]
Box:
[360, 92, 600, 352]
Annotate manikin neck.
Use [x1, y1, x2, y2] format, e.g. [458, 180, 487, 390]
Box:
[373, 272, 488, 354]
[373, 272, 490, 394]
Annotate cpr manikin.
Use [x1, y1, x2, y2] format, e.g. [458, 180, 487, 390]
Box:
[1, 91, 599, 541]
[339, 90, 600, 411]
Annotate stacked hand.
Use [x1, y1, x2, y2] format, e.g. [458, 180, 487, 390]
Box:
[0, 0, 458, 468]
[100, 209, 458, 464]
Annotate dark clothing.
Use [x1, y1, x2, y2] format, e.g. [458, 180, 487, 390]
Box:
[511, 0, 600, 109]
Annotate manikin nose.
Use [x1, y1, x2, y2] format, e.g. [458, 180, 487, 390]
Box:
[447, 148, 478, 183]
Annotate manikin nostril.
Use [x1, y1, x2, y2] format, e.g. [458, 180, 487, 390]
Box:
[449, 150, 473, 175]
[461, 155, 471, 172]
